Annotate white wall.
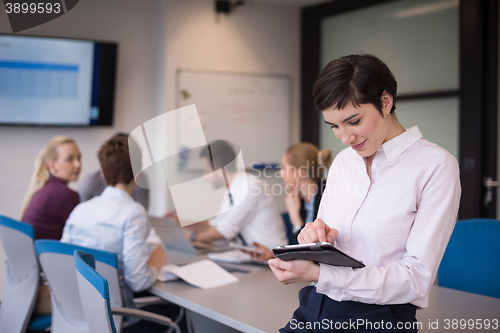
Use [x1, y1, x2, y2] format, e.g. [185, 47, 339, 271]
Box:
[0, 0, 301, 220]
[0, 0, 168, 218]
[0, 0, 301, 299]
[0, 0, 169, 300]
[163, 0, 301, 209]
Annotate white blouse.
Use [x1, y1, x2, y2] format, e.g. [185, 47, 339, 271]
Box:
[209, 172, 288, 249]
[316, 126, 461, 308]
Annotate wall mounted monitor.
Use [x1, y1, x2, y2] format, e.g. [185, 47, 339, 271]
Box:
[0, 34, 117, 126]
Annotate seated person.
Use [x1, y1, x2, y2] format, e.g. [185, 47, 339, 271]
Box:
[20, 136, 81, 316]
[280, 143, 332, 239]
[61, 136, 172, 332]
[78, 132, 149, 210]
[250, 143, 332, 262]
[21, 135, 81, 240]
[176, 140, 288, 250]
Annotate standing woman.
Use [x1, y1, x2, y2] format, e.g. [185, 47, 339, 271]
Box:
[269, 55, 461, 332]
[21, 135, 81, 240]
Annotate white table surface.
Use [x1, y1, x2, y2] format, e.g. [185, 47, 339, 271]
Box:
[417, 286, 500, 332]
[150, 251, 307, 333]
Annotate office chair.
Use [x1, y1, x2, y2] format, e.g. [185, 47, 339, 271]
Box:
[74, 250, 117, 333]
[0, 215, 51, 333]
[35, 240, 183, 333]
[74, 250, 181, 333]
[438, 218, 500, 298]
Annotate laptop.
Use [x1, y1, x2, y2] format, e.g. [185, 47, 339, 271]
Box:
[148, 216, 230, 255]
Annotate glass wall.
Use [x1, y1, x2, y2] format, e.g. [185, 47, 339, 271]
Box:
[319, 0, 459, 158]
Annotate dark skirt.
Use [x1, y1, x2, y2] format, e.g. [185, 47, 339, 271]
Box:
[280, 286, 418, 333]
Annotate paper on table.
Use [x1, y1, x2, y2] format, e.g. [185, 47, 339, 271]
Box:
[157, 259, 238, 289]
[158, 265, 179, 282]
[208, 250, 254, 264]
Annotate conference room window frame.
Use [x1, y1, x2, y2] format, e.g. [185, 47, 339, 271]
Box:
[300, 0, 499, 219]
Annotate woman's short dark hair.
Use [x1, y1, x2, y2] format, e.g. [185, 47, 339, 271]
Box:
[313, 54, 397, 116]
[98, 136, 134, 186]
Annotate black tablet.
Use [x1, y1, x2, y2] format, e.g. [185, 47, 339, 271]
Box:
[272, 242, 365, 268]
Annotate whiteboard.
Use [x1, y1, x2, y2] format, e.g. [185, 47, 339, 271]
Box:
[176, 69, 291, 169]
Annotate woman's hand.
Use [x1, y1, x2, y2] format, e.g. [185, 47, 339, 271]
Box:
[297, 218, 338, 244]
[268, 258, 320, 284]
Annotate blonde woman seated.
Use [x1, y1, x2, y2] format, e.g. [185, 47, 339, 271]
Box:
[249, 143, 332, 262]
[21, 135, 81, 240]
[20, 135, 81, 316]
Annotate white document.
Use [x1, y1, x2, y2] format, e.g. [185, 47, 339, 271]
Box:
[157, 259, 238, 289]
[158, 265, 180, 282]
[208, 250, 254, 264]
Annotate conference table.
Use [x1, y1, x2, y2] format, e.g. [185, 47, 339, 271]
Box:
[150, 251, 500, 333]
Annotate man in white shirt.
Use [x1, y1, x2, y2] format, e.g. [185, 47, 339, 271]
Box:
[183, 141, 288, 249]
[61, 136, 172, 332]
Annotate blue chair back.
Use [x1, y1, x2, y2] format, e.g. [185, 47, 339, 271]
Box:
[35, 240, 122, 333]
[438, 219, 500, 298]
[282, 213, 298, 245]
[0, 215, 50, 333]
[75, 251, 117, 333]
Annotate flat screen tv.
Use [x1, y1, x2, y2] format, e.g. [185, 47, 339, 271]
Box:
[0, 34, 117, 126]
